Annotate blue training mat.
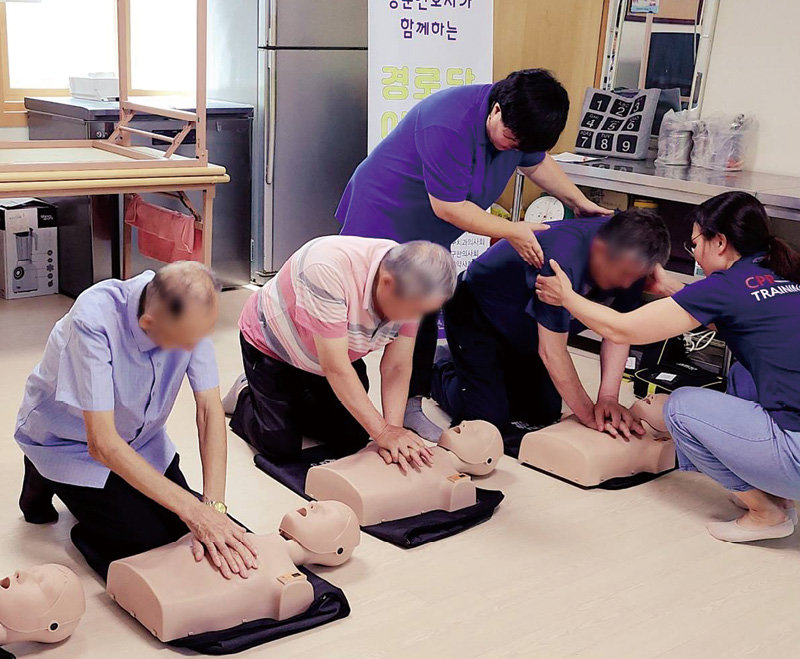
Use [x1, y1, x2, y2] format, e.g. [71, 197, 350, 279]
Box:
[254, 446, 504, 549]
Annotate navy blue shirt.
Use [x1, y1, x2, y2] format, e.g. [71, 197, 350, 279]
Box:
[336, 84, 546, 247]
[673, 254, 800, 431]
[463, 217, 645, 353]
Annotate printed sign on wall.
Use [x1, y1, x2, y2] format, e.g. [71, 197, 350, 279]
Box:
[368, 0, 494, 152]
[630, 0, 660, 13]
[450, 232, 491, 274]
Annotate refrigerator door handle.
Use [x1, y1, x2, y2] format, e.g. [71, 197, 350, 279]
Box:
[268, 0, 277, 46]
[257, 0, 269, 46]
[266, 48, 277, 185]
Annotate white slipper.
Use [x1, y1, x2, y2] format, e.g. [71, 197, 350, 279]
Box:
[222, 373, 248, 416]
[727, 493, 798, 524]
[707, 517, 795, 543]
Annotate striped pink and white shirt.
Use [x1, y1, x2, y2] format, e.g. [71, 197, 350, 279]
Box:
[239, 236, 419, 375]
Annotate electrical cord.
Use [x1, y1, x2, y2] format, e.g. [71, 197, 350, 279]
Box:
[684, 329, 717, 353]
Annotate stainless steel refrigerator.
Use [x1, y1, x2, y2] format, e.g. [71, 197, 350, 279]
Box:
[255, 0, 367, 273]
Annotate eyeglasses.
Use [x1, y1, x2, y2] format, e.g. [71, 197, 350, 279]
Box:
[683, 232, 703, 257]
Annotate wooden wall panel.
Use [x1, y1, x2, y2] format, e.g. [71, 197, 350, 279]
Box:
[493, 0, 607, 210]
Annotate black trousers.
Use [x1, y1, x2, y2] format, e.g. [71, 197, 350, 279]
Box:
[408, 311, 440, 398]
[431, 279, 562, 431]
[25, 455, 191, 580]
[230, 333, 370, 462]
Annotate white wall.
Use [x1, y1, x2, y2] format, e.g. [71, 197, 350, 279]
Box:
[702, 0, 800, 176]
[0, 126, 28, 140]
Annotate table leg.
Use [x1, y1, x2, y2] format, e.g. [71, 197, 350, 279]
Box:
[511, 169, 525, 222]
[201, 186, 215, 267]
[122, 195, 132, 279]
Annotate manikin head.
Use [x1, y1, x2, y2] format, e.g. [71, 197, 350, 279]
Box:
[438, 420, 504, 476]
[279, 500, 361, 567]
[630, 394, 669, 435]
[373, 241, 457, 323]
[485, 69, 569, 152]
[138, 261, 221, 351]
[0, 564, 85, 645]
[588, 209, 671, 291]
[686, 191, 800, 283]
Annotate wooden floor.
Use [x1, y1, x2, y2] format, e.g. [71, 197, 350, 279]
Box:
[1, 288, 799, 658]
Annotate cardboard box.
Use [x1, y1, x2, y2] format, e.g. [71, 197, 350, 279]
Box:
[0, 198, 58, 299]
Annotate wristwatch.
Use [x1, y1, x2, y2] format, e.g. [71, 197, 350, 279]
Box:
[204, 499, 228, 514]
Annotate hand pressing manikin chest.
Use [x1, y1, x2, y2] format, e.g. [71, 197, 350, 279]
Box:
[106, 500, 360, 642]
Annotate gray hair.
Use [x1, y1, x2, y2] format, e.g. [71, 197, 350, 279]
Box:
[146, 261, 221, 317]
[381, 241, 457, 300]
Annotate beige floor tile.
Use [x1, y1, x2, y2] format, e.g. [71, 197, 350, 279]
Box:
[1, 290, 797, 658]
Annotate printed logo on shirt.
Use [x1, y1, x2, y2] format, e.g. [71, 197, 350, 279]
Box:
[745, 274, 800, 301]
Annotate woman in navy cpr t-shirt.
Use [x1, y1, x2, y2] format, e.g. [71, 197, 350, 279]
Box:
[534, 191, 800, 544]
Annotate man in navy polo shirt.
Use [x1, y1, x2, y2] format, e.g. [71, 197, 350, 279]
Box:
[430, 210, 670, 436]
[337, 69, 611, 440]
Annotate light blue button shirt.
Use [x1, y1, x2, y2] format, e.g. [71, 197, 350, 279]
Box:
[15, 271, 219, 488]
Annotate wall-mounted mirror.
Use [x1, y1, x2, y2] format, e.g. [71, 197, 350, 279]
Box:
[599, 0, 719, 116]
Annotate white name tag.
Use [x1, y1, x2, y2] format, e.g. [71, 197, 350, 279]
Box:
[655, 372, 677, 383]
[626, 356, 637, 370]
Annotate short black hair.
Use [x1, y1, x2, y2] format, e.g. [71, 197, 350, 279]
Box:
[596, 208, 671, 268]
[488, 69, 569, 152]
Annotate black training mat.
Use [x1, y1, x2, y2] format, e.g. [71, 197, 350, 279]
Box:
[253, 447, 504, 549]
[502, 421, 676, 491]
[168, 567, 350, 655]
[520, 461, 676, 491]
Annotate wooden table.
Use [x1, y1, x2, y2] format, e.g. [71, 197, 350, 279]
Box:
[0, 145, 229, 279]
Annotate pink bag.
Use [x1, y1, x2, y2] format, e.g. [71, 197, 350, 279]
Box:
[124, 194, 203, 263]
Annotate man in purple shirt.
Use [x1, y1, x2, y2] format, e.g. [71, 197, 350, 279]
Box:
[337, 69, 610, 440]
[15, 263, 257, 580]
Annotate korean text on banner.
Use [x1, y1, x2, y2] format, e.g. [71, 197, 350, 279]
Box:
[368, 0, 494, 152]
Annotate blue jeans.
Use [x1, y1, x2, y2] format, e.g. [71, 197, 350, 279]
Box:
[664, 363, 800, 499]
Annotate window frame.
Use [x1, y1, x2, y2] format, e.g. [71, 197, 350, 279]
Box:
[0, 4, 187, 129]
[0, 5, 35, 127]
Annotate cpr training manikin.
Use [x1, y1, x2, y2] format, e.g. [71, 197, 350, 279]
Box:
[106, 500, 360, 642]
[0, 564, 86, 649]
[305, 420, 504, 525]
[518, 393, 675, 487]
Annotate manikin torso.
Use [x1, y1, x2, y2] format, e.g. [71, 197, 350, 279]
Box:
[0, 564, 85, 646]
[106, 500, 360, 642]
[305, 420, 504, 525]
[518, 394, 675, 487]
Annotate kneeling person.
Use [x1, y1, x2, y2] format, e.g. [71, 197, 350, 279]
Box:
[432, 210, 670, 436]
[15, 263, 257, 580]
[228, 236, 456, 472]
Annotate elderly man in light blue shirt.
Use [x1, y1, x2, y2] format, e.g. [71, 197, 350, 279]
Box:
[16, 262, 258, 580]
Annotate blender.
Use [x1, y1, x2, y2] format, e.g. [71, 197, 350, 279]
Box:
[13, 229, 37, 294]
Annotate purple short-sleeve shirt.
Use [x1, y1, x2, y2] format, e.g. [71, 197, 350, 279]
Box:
[336, 83, 545, 247]
[672, 254, 800, 431]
